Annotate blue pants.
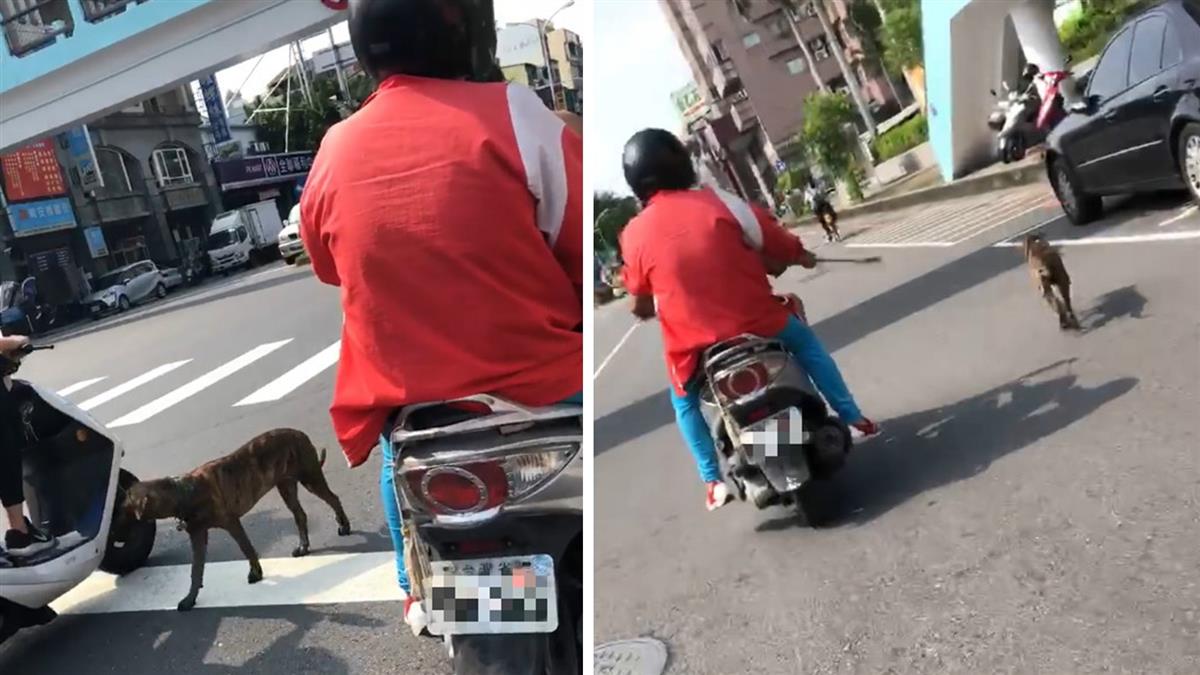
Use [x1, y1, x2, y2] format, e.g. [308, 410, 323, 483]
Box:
[379, 391, 583, 595]
[670, 314, 863, 483]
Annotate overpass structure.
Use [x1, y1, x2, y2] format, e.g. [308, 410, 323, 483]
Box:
[922, 0, 1074, 180]
[0, 0, 349, 154]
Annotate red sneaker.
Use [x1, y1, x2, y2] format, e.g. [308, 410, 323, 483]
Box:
[850, 418, 881, 441]
[706, 481, 733, 511]
[404, 595, 430, 637]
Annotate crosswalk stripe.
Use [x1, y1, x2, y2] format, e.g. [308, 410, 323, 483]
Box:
[107, 340, 292, 428]
[79, 361, 193, 412]
[57, 377, 107, 397]
[234, 341, 341, 406]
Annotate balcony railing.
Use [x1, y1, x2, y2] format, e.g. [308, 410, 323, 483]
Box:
[161, 184, 209, 212]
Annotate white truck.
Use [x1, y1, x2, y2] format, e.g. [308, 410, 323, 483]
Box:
[206, 200, 284, 274]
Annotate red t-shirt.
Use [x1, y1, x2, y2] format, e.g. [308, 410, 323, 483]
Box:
[301, 75, 582, 467]
[620, 187, 806, 394]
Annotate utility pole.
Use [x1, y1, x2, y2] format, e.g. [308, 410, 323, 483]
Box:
[328, 27, 351, 103]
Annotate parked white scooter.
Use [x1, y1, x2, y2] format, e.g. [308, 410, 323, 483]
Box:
[988, 78, 1040, 163]
[0, 343, 155, 645]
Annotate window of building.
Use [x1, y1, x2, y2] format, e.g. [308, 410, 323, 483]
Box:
[800, 2, 818, 17]
[742, 32, 761, 48]
[80, 0, 149, 23]
[787, 57, 808, 75]
[711, 39, 729, 63]
[96, 148, 134, 194]
[1, 0, 73, 57]
[809, 36, 830, 61]
[152, 147, 194, 188]
[768, 13, 791, 39]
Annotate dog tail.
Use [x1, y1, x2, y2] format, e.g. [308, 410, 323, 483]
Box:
[318, 446, 327, 467]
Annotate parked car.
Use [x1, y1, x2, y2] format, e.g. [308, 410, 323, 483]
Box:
[278, 204, 305, 264]
[87, 261, 168, 317]
[1045, 0, 1200, 225]
[159, 267, 184, 291]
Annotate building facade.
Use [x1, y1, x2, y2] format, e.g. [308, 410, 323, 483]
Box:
[660, 0, 903, 205]
[1, 86, 220, 300]
[497, 21, 583, 114]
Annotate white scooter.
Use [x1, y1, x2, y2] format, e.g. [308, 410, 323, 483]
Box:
[987, 79, 1041, 163]
[0, 343, 156, 645]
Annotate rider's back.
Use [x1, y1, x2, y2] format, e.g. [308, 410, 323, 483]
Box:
[302, 76, 582, 465]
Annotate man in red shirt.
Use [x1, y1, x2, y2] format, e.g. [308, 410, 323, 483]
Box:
[300, 0, 581, 622]
[619, 129, 878, 511]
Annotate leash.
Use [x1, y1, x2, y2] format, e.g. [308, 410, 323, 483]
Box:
[814, 256, 882, 264]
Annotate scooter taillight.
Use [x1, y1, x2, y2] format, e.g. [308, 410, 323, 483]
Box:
[408, 462, 509, 515]
[713, 352, 789, 403]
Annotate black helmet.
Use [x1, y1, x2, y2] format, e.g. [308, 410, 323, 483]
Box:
[348, 0, 503, 83]
[622, 129, 697, 203]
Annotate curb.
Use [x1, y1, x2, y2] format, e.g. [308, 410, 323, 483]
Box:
[789, 158, 1049, 227]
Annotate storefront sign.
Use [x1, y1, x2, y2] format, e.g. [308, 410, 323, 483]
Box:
[6, 196, 77, 238]
[198, 73, 231, 144]
[213, 151, 314, 190]
[28, 247, 73, 273]
[0, 139, 67, 202]
[58, 125, 104, 192]
[84, 227, 110, 258]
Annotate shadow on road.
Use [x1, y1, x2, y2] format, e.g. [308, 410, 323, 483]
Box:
[754, 360, 1138, 530]
[1082, 285, 1148, 332]
[596, 243, 1029, 455]
[0, 602, 378, 674]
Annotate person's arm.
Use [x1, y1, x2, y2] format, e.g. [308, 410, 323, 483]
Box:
[619, 224, 655, 320]
[506, 84, 582, 300]
[751, 203, 815, 270]
[299, 137, 342, 287]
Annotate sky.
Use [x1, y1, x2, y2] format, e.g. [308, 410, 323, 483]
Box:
[211, 0, 589, 108]
[591, 0, 693, 195]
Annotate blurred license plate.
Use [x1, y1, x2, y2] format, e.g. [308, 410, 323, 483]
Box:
[427, 554, 557, 635]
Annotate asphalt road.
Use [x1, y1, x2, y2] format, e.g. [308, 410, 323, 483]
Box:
[0, 264, 453, 674]
[594, 189, 1200, 673]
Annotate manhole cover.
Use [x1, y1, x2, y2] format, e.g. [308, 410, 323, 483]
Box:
[594, 638, 668, 675]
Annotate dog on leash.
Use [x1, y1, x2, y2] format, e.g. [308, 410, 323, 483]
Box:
[1022, 234, 1081, 330]
[124, 428, 352, 611]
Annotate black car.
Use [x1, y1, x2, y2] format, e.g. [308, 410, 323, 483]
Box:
[1045, 0, 1200, 224]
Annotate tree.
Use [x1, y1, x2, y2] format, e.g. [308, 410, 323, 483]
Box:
[880, 0, 923, 72]
[593, 191, 638, 256]
[250, 71, 373, 153]
[845, 0, 905, 103]
[798, 92, 864, 201]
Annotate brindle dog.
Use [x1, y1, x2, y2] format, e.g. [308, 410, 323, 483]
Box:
[1023, 234, 1081, 330]
[125, 428, 352, 611]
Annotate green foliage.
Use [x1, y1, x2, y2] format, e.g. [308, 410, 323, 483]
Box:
[846, 0, 894, 78]
[799, 92, 865, 203]
[1058, 0, 1148, 63]
[594, 191, 638, 254]
[880, 0, 923, 71]
[869, 113, 928, 162]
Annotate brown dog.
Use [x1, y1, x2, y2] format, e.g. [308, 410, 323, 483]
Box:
[1022, 234, 1080, 330]
[125, 428, 352, 611]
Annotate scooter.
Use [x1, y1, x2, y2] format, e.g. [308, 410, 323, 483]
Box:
[698, 331, 856, 525]
[0, 343, 156, 645]
[391, 396, 583, 674]
[988, 67, 1069, 163]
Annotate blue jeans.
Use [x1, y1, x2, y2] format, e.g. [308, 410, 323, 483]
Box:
[670, 314, 863, 484]
[379, 391, 583, 595]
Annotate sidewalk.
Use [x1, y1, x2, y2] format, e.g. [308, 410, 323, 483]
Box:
[788, 152, 1047, 233]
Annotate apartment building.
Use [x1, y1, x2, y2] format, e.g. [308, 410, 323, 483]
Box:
[660, 0, 901, 205]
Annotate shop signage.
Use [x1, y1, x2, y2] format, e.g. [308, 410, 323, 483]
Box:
[6, 196, 77, 237]
[213, 151, 314, 190]
[0, 139, 67, 202]
[84, 227, 110, 258]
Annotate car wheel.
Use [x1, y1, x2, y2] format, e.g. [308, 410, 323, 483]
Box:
[1179, 123, 1200, 206]
[1050, 158, 1101, 226]
[117, 296, 131, 312]
[155, 284, 166, 299]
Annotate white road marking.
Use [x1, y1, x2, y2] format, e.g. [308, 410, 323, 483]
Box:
[594, 322, 641, 379]
[1159, 205, 1198, 227]
[846, 241, 957, 248]
[992, 230, 1200, 247]
[57, 377, 107, 397]
[51, 552, 404, 615]
[78, 361, 192, 412]
[235, 341, 341, 406]
[107, 340, 292, 427]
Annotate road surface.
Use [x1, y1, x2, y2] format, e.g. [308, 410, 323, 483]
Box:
[594, 188, 1200, 673]
[1, 264, 452, 674]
